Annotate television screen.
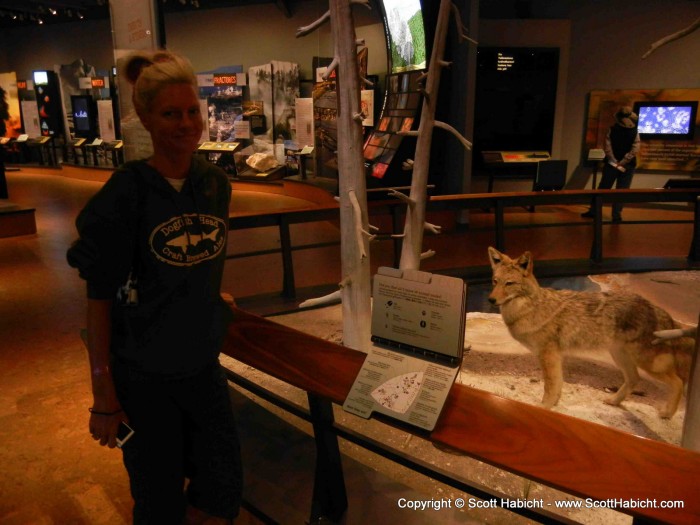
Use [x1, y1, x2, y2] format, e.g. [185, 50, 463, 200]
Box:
[33, 71, 49, 85]
[634, 101, 697, 140]
[71, 95, 95, 136]
[379, 0, 426, 73]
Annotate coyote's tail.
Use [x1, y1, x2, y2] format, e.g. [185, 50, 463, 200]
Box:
[652, 326, 697, 345]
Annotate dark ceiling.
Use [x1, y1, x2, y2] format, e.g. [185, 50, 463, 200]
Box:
[0, 1, 290, 29]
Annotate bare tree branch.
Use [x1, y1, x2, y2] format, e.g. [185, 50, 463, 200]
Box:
[642, 16, 700, 59]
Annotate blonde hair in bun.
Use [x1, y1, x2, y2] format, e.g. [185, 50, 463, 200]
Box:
[123, 50, 198, 117]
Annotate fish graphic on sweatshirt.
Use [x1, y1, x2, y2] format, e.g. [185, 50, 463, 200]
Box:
[150, 214, 227, 266]
[165, 228, 220, 252]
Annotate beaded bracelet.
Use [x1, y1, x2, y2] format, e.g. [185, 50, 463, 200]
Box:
[88, 407, 123, 416]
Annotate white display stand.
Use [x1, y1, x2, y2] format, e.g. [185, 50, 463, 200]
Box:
[343, 268, 467, 431]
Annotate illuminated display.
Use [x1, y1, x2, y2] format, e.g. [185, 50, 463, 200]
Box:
[497, 52, 515, 71]
[379, 0, 426, 74]
[17, 81, 27, 89]
[91, 78, 106, 88]
[33, 71, 49, 85]
[213, 74, 237, 86]
[634, 101, 698, 140]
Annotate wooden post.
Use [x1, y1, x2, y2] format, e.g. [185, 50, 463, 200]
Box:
[308, 394, 348, 522]
[681, 313, 700, 451]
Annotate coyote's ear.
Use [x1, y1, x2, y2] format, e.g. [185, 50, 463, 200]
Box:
[517, 251, 533, 274]
[488, 246, 504, 269]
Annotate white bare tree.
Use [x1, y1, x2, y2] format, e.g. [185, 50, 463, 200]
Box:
[393, 0, 476, 271]
[297, 0, 374, 352]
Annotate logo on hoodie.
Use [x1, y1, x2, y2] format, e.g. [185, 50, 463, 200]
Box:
[150, 213, 226, 266]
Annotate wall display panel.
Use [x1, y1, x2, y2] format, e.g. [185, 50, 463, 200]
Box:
[634, 101, 697, 140]
[270, 60, 301, 143]
[97, 99, 116, 142]
[58, 59, 109, 140]
[70, 95, 97, 139]
[312, 52, 369, 183]
[248, 62, 300, 150]
[472, 47, 560, 172]
[33, 70, 63, 138]
[586, 89, 700, 172]
[378, 0, 427, 74]
[362, 69, 424, 189]
[0, 72, 21, 138]
[198, 66, 245, 143]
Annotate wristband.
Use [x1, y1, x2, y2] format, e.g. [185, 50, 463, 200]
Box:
[91, 365, 111, 377]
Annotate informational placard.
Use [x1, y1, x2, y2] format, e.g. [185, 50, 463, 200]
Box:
[198, 141, 240, 152]
[295, 98, 314, 148]
[97, 99, 116, 142]
[343, 268, 467, 431]
[361, 89, 374, 127]
[21, 101, 41, 137]
[371, 267, 467, 359]
[233, 120, 250, 140]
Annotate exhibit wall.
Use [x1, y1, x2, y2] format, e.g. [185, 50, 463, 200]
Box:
[164, 2, 387, 89]
[0, 2, 386, 98]
[0, 72, 21, 138]
[0, 1, 698, 191]
[476, 0, 700, 188]
[586, 89, 700, 173]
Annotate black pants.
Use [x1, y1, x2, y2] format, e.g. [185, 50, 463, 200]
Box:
[113, 360, 243, 524]
[598, 163, 635, 220]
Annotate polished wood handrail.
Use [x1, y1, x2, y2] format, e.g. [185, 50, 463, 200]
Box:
[223, 305, 700, 525]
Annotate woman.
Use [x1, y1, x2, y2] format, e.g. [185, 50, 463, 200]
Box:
[67, 50, 242, 524]
[581, 106, 640, 222]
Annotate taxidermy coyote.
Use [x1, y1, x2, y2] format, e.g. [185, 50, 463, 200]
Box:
[487, 247, 694, 418]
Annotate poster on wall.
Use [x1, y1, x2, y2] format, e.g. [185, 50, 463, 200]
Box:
[21, 100, 41, 137]
[198, 66, 244, 143]
[248, 61, 300, 150]
[0, 72, 21, 138]
[295, 98, 314, 148]
[248, 63, 274, 144]
[97, 99, 116, 142]
[586, 89, 700, 172]
[271, 61, 300, 143]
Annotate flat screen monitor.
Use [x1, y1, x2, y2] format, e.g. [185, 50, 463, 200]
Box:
[378, 0, 426, 74]
[634, 101, 697, 140]
[33, 71, 49, 86]
[70, 95, 96, 137]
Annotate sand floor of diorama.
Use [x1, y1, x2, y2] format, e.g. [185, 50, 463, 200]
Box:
[222, 270, 699, 524]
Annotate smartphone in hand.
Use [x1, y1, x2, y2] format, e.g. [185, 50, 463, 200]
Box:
[116, 422, 135, 448]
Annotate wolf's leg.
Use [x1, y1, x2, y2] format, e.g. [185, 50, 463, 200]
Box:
[539, 345, 563, 408]
[605, 345, 640, 407]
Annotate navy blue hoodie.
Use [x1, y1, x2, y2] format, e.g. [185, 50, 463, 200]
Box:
[67, 156, 233, 375]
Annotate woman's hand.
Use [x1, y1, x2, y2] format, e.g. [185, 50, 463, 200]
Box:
[89, 409, 126, 448]
[89, 370, 126, 448]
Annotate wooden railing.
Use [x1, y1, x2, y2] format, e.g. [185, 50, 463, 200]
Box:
[222, 306, 700, 524]
[228, 188, 700, 298]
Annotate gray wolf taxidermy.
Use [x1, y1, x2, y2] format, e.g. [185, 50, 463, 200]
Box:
[487, 247, 694, 418]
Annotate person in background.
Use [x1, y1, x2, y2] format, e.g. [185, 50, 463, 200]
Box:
[581, 106, 640, 222]
[0, 86, 9, 199]
[67, 50, 242, 524]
